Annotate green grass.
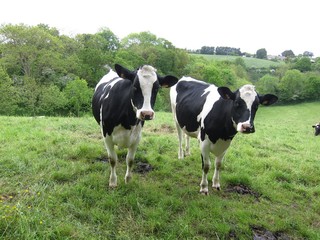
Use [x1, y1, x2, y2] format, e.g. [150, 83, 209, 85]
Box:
[190, 53, 285, 69]
[1, 103, 320, 239]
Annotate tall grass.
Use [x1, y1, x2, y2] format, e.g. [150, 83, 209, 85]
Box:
[1, 102, 319, 239]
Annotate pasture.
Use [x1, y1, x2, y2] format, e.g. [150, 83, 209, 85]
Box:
[1, 102, 319, 239]
[190, 54, 285, 69]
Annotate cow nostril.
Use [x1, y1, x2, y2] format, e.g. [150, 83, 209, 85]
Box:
[141, 111, 154, 120]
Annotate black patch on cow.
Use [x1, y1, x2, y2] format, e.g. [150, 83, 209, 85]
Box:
[92, 78, 141, 136]
[175, 81, 209, 132]
[202, 98, 237, 143]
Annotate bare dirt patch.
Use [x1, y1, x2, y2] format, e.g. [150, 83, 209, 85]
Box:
[134, 162, 153, 174]
[251, 226, 290, 240]
[150, 124, 175, 133]
[225, 184, 260, 201]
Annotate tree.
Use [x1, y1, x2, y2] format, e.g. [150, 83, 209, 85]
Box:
[215, 46, 241, 56]
[200, 46, 215, 55]
[303, 51, 313, 57]
[0, 66, 17, 115]
[76, 32, 117, 87]
[38, 85, 67, 115]
[0, 24, 64, 80]
[63, 78, 92, 116]
[256, 74, 279, 95]
[278, 69, 304, 101]
[303, 73, 320, 100]
[294, 57, 312, 72]
[256, 48, 267, 59]
[281, 50, 295, 58]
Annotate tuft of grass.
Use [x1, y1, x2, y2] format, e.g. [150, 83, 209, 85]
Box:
[1, 102, 320, 239]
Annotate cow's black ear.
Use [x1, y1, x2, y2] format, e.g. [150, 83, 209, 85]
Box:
[312, 125, 316, 128]
[218, 87, 235, 100]
[115, 64, 135, 81]
[158, 75, 178, 88]
[259, 94, 278, 106]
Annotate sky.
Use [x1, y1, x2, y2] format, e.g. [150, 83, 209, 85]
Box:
[1, 0, 319, 57]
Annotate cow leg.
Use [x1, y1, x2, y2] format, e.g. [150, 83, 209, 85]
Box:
[199, 140, 211, 195]
[125, 143, 138, 184]
[176, 122, 184, 159]
[185, 134, 190, 156]
[104, 137, 118, 187]
[212, 154, 225, 190]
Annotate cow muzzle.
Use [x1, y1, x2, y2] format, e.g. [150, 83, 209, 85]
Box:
[140, 111, 154, 121]
[240, 123, 255, 134]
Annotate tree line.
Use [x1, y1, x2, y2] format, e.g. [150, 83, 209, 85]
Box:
[0, 23, 320, 116]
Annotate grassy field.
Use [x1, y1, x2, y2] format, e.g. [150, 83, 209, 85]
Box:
[190, 54, 285, 69]
[1, 102, 320, 239]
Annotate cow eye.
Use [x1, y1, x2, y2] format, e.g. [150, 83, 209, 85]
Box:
[234, 101, 242, 108]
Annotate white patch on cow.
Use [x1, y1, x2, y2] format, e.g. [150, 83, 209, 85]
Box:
[108, 124, 143, 148]
[199, 85, 220, 129]
[239, 84, 257, 110]
[135, 65, 157, 119]
[95, 69, 119, 90]
[235, 84, 257, 132]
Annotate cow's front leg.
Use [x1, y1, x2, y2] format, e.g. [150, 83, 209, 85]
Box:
[212, 155, 224, 190]
[125, 143, 138, 184]
[199, 140, 211, 195]
[104, 137, 118, 187]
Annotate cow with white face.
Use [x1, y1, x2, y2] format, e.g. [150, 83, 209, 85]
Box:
[312, 123, 320, 136]
[92, 64, 178, 187]
[170, 77, 278, 195]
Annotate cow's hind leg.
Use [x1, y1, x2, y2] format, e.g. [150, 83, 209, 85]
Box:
[185, 134, 190, 157]
[176, 122, 184, 159]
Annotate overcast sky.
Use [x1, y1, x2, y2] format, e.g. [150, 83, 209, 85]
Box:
[1, 0, 319, 57]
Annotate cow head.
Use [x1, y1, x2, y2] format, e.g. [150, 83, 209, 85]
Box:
[115, 64, 178, 121]
[218, 84, 278, 134]
[312, 123, 320, 136]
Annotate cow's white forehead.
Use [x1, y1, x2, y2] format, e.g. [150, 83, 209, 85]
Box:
[239, 84, 257, 107]
[137, 65, 157, 85]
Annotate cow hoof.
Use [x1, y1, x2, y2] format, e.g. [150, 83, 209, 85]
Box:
[200, 188, 209, 195]
[125, 176, 132, 184]
[109, 182, 117, 188]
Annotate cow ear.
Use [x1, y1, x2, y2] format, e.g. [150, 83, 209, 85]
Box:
[158, 75, 178, 88]
[259, 94, 278, 106]
[218, 87, 235, 100]
[312, 125, 316, 128]
[115, 64, 135, 81]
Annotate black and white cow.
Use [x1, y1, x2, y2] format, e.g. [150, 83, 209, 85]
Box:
[92, 64, 178, 187]
[170, 77, 278, 195]
[312, 123, 320, 136]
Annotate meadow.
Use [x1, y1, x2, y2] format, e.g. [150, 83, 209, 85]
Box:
[190, 54, 285, 69]
[1, 102, 319, 239]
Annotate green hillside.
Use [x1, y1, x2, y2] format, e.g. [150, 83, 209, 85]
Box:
[190, 54, 285, 69]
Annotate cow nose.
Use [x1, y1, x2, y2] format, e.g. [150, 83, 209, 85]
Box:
[141, 111, 154, 120]
[242, 123, 255, 133]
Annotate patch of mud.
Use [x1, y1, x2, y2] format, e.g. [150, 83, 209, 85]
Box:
[251, 226, 290, 240]
[151, 124, 175, 133]
[225, 184, 260, 201]
[94, 156, 109, 163]
[134, 162, 153, 174]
